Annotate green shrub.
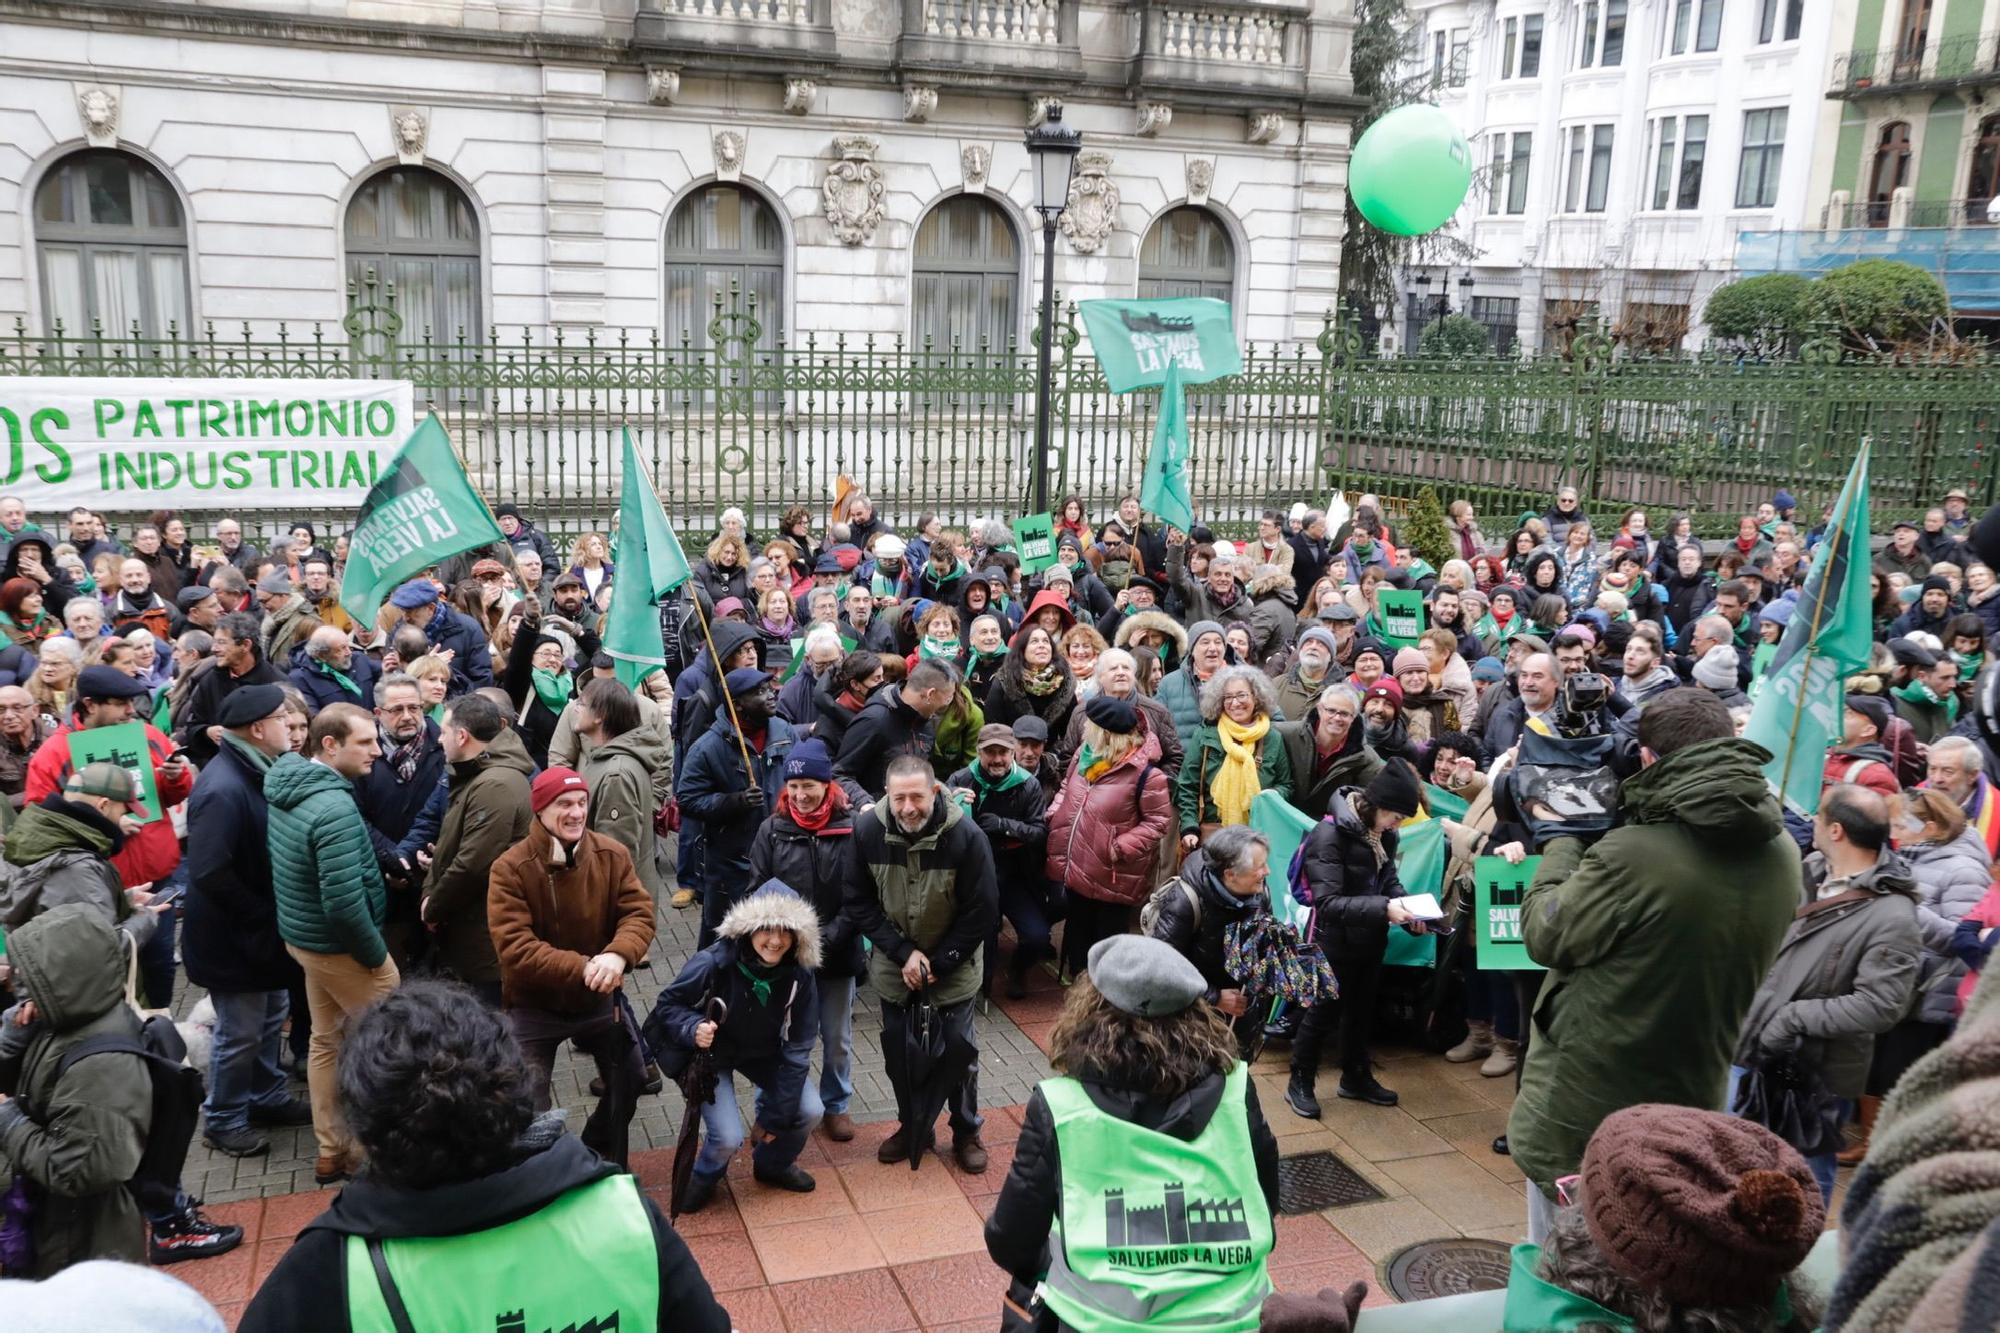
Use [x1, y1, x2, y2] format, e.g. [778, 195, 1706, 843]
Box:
[1703, 274, 1809, 354]
[1805, 260, 1948, 346]
[1417, 313, 1492, 359]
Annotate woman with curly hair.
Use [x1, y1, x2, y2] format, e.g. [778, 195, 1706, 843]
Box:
[985, 934, 1281, 1333]
[567, 529, 616, 600]
[1177, 664, 1292, 852]
[242, 979, 730, 1332]
[691, 532, 752, 614]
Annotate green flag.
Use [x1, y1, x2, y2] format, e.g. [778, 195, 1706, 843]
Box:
[1744, 442, 1873, 817]
[1248, 792, 1438, 968]
[1077, 297, 1242, 391]
[605, 429, 692, 689]
[1141, 360, 1196, 535]
[340, 414, 505, 623]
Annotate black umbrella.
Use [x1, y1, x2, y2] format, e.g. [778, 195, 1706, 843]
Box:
[669, 995, 729, 1219]
[894, 977, 978, 1172]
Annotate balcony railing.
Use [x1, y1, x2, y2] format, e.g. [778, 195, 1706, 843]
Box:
[897, 0, 1083, 80]
[1830, 29, 2000, 94]
[919, 0, 1062, 44]
[1823, 197, 2000, 230]
[1136, 0, 1313, 101]
[634, 0, 837, 65]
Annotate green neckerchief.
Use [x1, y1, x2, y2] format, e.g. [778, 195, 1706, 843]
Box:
[1894, 678, 1960, 721]
[531, 667, 573, 715]
[219, 729, 275, 776]
[314, 657, 362, 698]
[1500, 1243, 1796, 1331]
[1955, 648, 1985, 678]
[1474, 611, 1521, 644]
[919, 636, 961, 662]
[428, 702, 446, 725]
[871, 569, 901, 600]
[969, 760, 1030, 797]
[736, 960, 774, 1006]
[968, 643, 1007, 669]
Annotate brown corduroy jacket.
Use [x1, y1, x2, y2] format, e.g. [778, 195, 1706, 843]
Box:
[488, 822, 656, 1014]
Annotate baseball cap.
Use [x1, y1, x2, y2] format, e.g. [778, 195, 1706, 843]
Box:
[66, 760, 144, 811]
[975, 723, 1017, 751]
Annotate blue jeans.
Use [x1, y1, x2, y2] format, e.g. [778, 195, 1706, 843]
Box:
[693, 1066, 824, 1179]
[987, 879, 1055, 988]
[202, 989, 293, 1135]
[1726, 1065, 1840, 1208]
[817, 974, 856, 1117]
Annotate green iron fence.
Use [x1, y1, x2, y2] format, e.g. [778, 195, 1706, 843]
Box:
[4, 278, 1997, 548]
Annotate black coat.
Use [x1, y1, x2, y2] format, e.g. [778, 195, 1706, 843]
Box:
[812, 682, 866, 754]
[1289, 532, 1332, 604]
[946, 765, 1049, 889]
[747, 804, 866, 977]
[832, 684, 936, 799]
[178, 656, 286, 768]
[239, 1133, 728, 1333]
[1143, 848, 1264, 1003]
[354, 720, 449, 868]
[427, 604, 496, 696]
[1300, 791, 1406, 963]
[982, 671, 1077, 741]
[985, 1067, 1281, 1285]
[182, 739, 294, 992]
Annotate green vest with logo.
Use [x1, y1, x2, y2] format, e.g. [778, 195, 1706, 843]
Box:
[342, 1173, 658, 1333]
[1039, 1061, 1273, 1332]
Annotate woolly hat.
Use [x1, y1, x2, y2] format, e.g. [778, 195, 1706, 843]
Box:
[530, 767, 588, 813]
[874, 534, 906, 561]
[1351, 637, 1389, 668]
[784, 738, 834, 783]
[1772, 489, 1797, 512]
[1363, 758, 1422, 817]
[1391, 648, 1429, 676]
[1087, 933, 1207, 1018]
[1297, 626, 1338, 660]
[1921, 574, 1953, 597]
[1471, 655, 1506, 683]
[257, 570, 296, 597]
[1084, 692, 1140, 735]
[1488, 585, 1518, 608]
[1361, 678, 1404, 712]
[1693, 644, 1740, 690]
[1186, 620, 1227, 652]
[1581, 1104, 1822, 1308]
[1558, 622, 1598, 648]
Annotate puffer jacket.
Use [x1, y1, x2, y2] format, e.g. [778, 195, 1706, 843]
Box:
[1175, 721, 1293, 834]
[1056, 687, 1183, 778]
[578, 725, 670, 903]
[424, 727, 536, 985]
[1142, 847, 1264, 1004]
[1044, 730, 1171, 907]
[1733, 850, 1921, 1099]
[1508, 737, 1799, 1195]
[747, 794, 865, 977]
[0, 797, 136, 939]
[0, 904, 151, 1275]
[1153, 662, 1216, 746]
[1902, 827, 1993, 1025]
[488, 823, 656, 1015]
[268, 751, 390, 968]
[1298, 789, 1407, 964]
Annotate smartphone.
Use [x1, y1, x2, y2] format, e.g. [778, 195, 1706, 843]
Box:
[147, 880, 187, 910]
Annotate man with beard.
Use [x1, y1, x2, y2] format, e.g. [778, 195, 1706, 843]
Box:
[108, 557, 173, 641]
[354, 673, 448, 966]
[1359, 678, 1418, 765]
[1615, 626, 1679, 710]
[1164, 531, 1250, 627]
[549, 572, 591, 625]
[1483, 652, 1561, 756]
[845, 755, 997, 1172]
[1925, 734, 2000, 858]
[1279, 681, 1382, 819]
[179, 612, 286, 768]
[298, 556, 353, 633]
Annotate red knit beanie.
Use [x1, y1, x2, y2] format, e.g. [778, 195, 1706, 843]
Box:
[531, 767, 587, 813]
[1581, 1103, 1823, 1308]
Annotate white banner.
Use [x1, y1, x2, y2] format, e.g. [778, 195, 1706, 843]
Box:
[0, 377, 416, 512]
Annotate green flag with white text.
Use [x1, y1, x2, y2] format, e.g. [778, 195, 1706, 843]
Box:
[1078, 298, 1242, 391]
[1744, 443, 1872, 817]
[605, 429, 692, 688]
[339, 414, 505, 623]
[1141, 361, 1195, 535]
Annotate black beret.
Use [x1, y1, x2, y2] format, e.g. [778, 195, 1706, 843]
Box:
[217, 683, 288, 728]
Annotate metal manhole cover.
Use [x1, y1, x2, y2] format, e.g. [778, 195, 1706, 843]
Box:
[1276, 1150, 1385, 1214]
[1383, 1238, 1514, 1301]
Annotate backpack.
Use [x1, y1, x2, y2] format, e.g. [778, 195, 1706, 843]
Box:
[1140, 875, 1201, 936]
[49, 1013, 202, 1204]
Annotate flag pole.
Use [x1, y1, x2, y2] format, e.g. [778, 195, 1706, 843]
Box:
[685, 588, 761, 788]
[1771, 440, 1866, 808]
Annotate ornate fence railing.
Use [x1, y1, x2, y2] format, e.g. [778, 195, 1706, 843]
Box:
[4, 282, 1997, 545]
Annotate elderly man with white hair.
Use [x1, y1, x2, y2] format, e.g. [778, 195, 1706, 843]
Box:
[1927, 733, 2000, 859]
[1056, 646, 1183, 776]
[777, 624, 845, 727]
[62, 595, 106, 643]
[289, 624, 379, 714]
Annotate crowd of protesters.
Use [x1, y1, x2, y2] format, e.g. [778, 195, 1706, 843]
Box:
[0, 481, 1995, 1331]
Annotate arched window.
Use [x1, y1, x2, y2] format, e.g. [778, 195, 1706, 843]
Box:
[34, 150, 191, 337]
[664, 183, 785, 352]
[911, 195, 1020, 354]
[345, 166, 482, 344]
[1867, 121, 1912, 226]
[1138, 207, 1235, 303]
[1969, 115, 2000, 224]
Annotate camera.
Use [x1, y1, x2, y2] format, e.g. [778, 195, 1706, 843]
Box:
[1555, 671, 1611, 738]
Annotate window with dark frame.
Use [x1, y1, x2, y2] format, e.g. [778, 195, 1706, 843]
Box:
[1756, 0, 1803, 41]
[1521, 14, 1544, 75]
[912, 194, 1021, 355]
[1471, 295, 1520, 353]
[1736, 107, 1787, 209]
[1138, 206, 1235, 303]
[34, 149, 192, 340]
[1508, 133, 1533, 213]
[664, 182, 784, 355]
[344, 165, 483, 352]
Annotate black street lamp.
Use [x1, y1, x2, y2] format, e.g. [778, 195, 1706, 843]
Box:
[1458, 271, 1475, 313]
[1025, 103, 1081, 516]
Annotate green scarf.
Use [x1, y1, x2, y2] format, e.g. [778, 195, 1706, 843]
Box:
[968, 760, 1031, 797]
[736, 960, 774, 1006]
[1500, 1243, 1794, 1331]
[531, 667, 573, 715]
[919, 636, 960, 662]
[1894, 678, 1960, 721]
[1955, 648, 1985, 678]
[314, 657, 362, 699]
[219, 730, 274, 775]
[968, 643, 1007, 670]
[1022, 663, 1065, 698]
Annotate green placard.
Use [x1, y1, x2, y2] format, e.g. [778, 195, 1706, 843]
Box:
[1013, 513, 1058, 575]
[1474, 855, 1543, 971]
[1378, 589, 1426, 648]
[1422, 783, 1469, 821]
[68, 721, 163, 822]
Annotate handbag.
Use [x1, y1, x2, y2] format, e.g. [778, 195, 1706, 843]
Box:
[0, 1174, 37, 1274]
[1732, 1057, 1846, 1158]
[655, 794, 681, 836]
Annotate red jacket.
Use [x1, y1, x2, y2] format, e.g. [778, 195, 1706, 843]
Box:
[1044, 728, 1172, 906]
[1822, 747, 1899, 801]
[25, 720, 194, 888]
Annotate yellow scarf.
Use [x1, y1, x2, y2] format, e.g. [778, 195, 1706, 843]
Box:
[1211, 713, 1271, 825]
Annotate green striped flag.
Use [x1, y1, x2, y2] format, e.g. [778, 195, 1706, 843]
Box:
[604, 429, 692, 688]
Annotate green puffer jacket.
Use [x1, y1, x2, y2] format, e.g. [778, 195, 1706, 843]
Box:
[0, 904, 151, 1275]
[1508, 737, 1799, 1196]
[267, 752, 389, 968]
[424, 728, 535, 986]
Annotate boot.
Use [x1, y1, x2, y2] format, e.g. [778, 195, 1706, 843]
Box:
[1445, 1020, 1494, 1064]
[1479, 1036, 1520, 1079]
[823, 1112, 856, 1142]
[1337, 1070, 1398, 1107]
[1837, 1095, 1881, 1166]
[1285, 1068, 1322, 1119]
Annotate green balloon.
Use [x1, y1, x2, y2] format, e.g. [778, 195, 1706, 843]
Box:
[1349, 105, 1474, 237]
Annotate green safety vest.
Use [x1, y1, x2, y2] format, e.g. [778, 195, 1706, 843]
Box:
[1500, 1243, 1797, 1331]
[344, 1173, 658, 1333]
[1040, 1062, 1273, 1333]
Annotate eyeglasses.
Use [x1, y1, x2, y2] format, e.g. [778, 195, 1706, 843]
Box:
[381, 703, 425, 716]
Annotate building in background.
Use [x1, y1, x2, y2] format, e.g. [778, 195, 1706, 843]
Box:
[1397, 0, 1834, 353]
[0, 0, 1361, 357]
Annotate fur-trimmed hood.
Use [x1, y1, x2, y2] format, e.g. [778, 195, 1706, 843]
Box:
[717, 878, 823, 969]
[1247, 565, 1297, 602]
[1113, 609, 1189, 659]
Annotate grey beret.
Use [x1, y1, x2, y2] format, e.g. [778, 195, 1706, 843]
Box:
[1087, 934, 1207, 1019]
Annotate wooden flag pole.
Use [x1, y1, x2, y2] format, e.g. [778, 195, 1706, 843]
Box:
[686, 589, 761, 787]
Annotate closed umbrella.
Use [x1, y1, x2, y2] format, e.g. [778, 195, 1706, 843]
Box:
[668, 995, 729, 1219]
[891, 977, 978, 1172]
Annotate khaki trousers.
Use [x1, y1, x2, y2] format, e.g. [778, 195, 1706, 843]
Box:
[286, 945, 400, 1161]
